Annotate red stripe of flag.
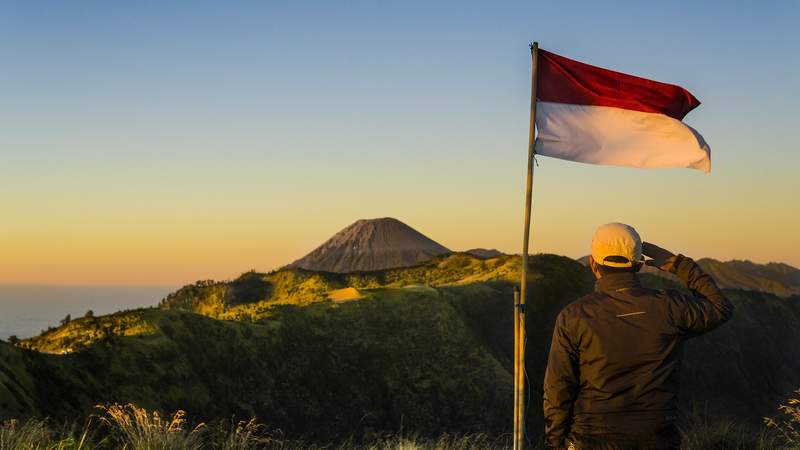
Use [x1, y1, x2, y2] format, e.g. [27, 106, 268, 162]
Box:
[537, 49, 701, 121]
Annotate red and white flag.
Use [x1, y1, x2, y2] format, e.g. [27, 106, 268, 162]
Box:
[535, 49, 711, 172]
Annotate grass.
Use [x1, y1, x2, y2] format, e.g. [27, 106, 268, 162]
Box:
[0, 418, 92, 450]
[2, 405, 512, 449]
[680, 414, 781, 450]
[97, 403, 205, 450]
[4, 402, 800, 450]
[765, 389, 800, 447]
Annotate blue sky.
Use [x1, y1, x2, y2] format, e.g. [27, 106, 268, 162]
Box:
[1, 1, 798, 285]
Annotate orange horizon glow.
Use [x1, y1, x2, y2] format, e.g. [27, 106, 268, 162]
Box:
[3, 159, 798, 287]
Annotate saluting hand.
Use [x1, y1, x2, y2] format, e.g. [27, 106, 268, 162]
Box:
[642, 242, 677, 272]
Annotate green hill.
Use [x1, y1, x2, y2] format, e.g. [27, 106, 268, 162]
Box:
[1, 254, 581, 438]
[3, 253, 800, 442]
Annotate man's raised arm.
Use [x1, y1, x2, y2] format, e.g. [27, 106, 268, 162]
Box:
[642, 242, 734, 336]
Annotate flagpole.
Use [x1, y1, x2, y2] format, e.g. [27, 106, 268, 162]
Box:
[515, 40, 539, 450]
[513, 286, 520, 448]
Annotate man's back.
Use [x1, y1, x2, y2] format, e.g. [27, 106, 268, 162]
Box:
[558, 275, 689, 433]
[543, 251, 734, 449]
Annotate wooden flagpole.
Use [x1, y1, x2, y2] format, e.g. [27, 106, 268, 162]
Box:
[515, 41, 539, 450]
[513, 287, 521, 449]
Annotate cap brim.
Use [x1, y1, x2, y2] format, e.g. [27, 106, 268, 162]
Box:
[601, 258, 633, 268]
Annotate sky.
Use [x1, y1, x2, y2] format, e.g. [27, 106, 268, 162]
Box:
[1, 0, 798, 287]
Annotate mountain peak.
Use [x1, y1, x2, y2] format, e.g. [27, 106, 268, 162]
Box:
[351, 217, 405, 227]
[290, 218, 451, 273]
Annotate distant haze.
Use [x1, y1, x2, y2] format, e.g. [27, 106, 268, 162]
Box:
[0, 285, 172, 340]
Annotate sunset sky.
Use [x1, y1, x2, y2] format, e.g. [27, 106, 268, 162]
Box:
[1, 1, 798, 287]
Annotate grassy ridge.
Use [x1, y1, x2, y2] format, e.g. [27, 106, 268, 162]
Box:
[157, 253, 521, 322]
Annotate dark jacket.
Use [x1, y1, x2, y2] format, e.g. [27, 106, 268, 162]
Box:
[542, 255, 734, 448]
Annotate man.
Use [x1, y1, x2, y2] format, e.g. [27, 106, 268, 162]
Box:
[543, 223, 734, 449]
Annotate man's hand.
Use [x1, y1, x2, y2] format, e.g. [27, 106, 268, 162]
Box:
[642, 242, 677, 272]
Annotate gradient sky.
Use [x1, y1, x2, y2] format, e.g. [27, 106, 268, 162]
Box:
[1, 0, 798, 287]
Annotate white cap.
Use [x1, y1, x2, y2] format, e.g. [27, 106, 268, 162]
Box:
[591, 223, 642, 268]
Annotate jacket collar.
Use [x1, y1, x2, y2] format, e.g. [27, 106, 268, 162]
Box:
[594, 272, 642, 293]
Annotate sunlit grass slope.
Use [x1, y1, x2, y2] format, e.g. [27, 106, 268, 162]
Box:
[19, 311, 157, 354]
[157, 253, 521, 321]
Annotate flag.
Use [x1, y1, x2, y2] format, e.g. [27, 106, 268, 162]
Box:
[534, 49, 711, 172]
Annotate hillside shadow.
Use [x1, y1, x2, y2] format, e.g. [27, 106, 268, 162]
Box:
[227, 271, 273, 306]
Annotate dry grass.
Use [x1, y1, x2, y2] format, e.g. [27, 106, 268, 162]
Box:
[680, 417, 779, 450]
[0, 418, 91, 450]
[6, 402, 800, 449]
[346, 433, 513, 450]
[97, 403, 205, 450]
[208, 419, 281, 450]
[0, 410, 516, 450]
[765, 389, 800, 448]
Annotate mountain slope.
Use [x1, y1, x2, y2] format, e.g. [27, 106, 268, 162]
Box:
[6, 254, 584, 433]
[290, 218, 451, 273]
[696, 258, 800, 297]
[3, 275, 548, 436]
[577, 255, 800, 298]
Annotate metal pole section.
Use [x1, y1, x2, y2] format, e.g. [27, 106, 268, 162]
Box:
[515, 41, 539, 450]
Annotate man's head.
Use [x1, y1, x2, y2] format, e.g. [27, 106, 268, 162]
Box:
[588, 223, 643, 279]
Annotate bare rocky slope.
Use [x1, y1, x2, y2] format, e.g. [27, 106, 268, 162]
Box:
[290, 218, 451, 273]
